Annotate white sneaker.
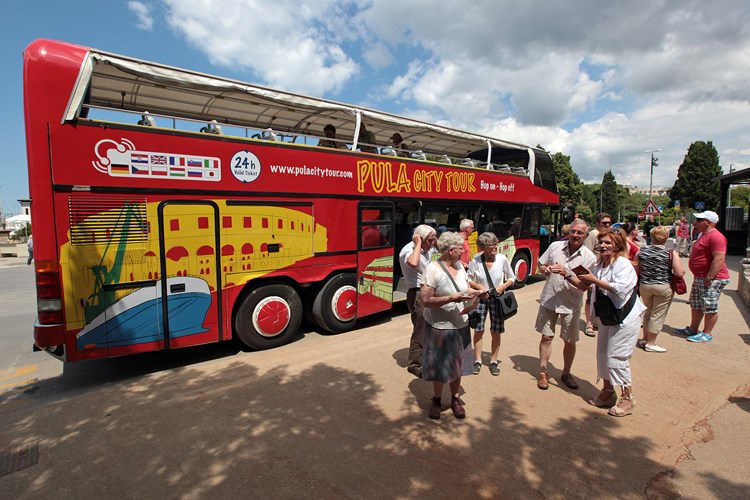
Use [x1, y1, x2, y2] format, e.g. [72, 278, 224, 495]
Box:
[644, 344, 667, 353]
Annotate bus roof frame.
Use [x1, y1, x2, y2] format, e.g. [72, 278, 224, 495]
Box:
[63, 45, 534, 164]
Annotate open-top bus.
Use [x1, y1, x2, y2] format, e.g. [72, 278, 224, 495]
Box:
[24, 39, 559, 362]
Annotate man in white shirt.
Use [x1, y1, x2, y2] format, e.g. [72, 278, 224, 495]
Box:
[534, 219, 597, 390]
[399, 224, 438, 377]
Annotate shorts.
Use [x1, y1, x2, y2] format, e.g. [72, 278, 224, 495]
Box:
[688, 279, 729, 314]
[534, 305, 580, 343]
[474, 298, 504, 333]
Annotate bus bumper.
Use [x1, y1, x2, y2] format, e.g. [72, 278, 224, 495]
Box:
[34, 320, 65, 348]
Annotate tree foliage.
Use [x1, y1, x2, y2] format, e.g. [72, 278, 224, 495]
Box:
[550, 152, 583, 208]
[601, 170, 619, 218]
[670, 141, 722, 211]
[581, 184, 599, 214]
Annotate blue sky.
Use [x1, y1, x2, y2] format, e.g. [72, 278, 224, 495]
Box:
[3, 0, 750, 217]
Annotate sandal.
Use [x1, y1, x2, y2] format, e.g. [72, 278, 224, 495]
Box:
[608, 395, 636, 417]
[588, 389, 617, 408]
[584, 324, 596, 337]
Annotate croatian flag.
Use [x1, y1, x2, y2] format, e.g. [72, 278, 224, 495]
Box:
[131, 153, 149, 164]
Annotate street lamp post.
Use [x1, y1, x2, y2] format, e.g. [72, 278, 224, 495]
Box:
[728, 163, 736, 207]
[644, 149, 661, 202]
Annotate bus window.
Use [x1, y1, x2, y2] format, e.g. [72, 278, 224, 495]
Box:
[478, 206, 524, 240]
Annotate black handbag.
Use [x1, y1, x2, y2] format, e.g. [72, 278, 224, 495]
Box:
[482, 255, 518, 319]
[594, 287, 637, 326]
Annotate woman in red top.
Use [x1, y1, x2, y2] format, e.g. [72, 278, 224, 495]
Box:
[620, 222, 641, 266]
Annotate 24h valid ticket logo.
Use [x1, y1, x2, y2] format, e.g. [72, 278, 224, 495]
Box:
[231, 150, 261, 183]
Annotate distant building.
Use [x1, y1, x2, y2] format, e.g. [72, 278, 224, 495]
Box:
[622, 185, 671, 197]
[19, 199, 31, 217]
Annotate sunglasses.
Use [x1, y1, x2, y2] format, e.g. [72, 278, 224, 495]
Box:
[600, 221, 612, 226]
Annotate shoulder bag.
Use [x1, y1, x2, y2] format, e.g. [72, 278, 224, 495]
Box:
[594, 286, 637, 326]
[437, 261, 476, 344]
[668, 250, 687, 295]
[481, 255, 518, 319]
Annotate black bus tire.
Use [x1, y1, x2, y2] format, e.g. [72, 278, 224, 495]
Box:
[511, 252, 531, 288]
[311, 273, 357, 333]
[234, 283, 302, 350]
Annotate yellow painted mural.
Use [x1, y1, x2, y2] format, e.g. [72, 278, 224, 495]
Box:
[61, 199, 328, 330]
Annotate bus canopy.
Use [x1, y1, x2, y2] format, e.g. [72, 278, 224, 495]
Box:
[63, 45, 534, 167]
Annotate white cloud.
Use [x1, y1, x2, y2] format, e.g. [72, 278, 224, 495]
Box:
[159, 0, 750, 189]
[162, 0, 360, 96]
[362, 42, 395, 69]
[127, 1, 153, 31]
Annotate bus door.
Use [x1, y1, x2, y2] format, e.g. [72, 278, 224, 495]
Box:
[158, 201, 222, 348]
[357, 202, 395, 317]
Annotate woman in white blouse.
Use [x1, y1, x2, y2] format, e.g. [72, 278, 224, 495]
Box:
[467, 232, 515, 376]
[578, 229, 646, 417]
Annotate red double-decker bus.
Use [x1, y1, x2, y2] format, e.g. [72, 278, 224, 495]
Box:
[24, 39, 559, 362]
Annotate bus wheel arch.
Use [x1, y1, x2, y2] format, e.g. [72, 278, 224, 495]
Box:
[311, 272, 357, 333]
[234, 282, 302, 350]
[511, 250, 531, 288]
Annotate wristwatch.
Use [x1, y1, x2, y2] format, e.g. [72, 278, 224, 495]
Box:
[564, 273, 572, 280]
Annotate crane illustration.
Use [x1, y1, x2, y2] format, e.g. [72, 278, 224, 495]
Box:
[84, 202, 146, 324]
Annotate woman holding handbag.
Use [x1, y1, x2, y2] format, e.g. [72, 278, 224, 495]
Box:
[636, 226, 686, 352]
[467, 232, 515, 376]
[421, 232, 487, 419]
[577, 229, 646, 417]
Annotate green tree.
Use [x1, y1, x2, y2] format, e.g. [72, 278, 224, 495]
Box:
[581, 184, 599, 217]
[550, 152, 583, 208]
[600, 170, 619, 218]
[728, 186, 750, 215]
[670, 141, 722, 211]
[614, 186, 643, 221]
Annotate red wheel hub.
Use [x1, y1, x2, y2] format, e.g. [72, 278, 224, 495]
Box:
[515, 260, 528, 282]
[332, 286, 356, 322]
[253, 297, 291, 337]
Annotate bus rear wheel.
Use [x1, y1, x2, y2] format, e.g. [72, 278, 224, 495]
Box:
[312, 273, 357, 333]
[511, 252, 531, 288]
[234, 283, 302, 350]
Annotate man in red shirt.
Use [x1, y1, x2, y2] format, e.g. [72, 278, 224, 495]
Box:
[675, 211, 730, 343]
[459, 219, 475, 269]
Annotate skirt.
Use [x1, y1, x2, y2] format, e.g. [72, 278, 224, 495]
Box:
[421, 321, 474, 383]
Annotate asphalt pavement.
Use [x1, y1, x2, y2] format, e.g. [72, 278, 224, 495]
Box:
[0, 254, 748, 498]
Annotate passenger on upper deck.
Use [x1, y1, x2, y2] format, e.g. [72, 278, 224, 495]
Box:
[357, 123, 378, 153]
[390, 133, 410, 158]
[318, 124, 344, 149]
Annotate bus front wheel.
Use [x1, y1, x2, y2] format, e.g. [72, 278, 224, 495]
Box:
[511, 252, 531, 288]
[234, 283, 302, 350]
[312, 273, 357, 333]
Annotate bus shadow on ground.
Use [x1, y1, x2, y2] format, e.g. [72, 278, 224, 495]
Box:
[0, 360, 691, 498]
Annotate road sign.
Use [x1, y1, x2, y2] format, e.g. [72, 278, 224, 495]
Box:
[641, 199, 662, 218]
[675, 200, 681, 209]
[695, 201, 705, 210]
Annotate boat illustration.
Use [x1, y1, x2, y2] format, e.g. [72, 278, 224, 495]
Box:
[76, 276, 211, 349]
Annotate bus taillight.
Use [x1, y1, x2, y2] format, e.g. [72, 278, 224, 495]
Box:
[36, 261, 63, 324]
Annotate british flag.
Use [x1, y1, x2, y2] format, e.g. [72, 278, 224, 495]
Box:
[151, 155, 167, 165]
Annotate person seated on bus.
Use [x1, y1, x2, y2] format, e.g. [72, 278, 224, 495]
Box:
[361, 225, 386, 248]
[318, 124, 344, 149]
[390, 133, 410, 158]
[357, 123, 378, 153]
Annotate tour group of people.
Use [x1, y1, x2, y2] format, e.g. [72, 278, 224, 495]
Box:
[399, 211, 729, 420]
